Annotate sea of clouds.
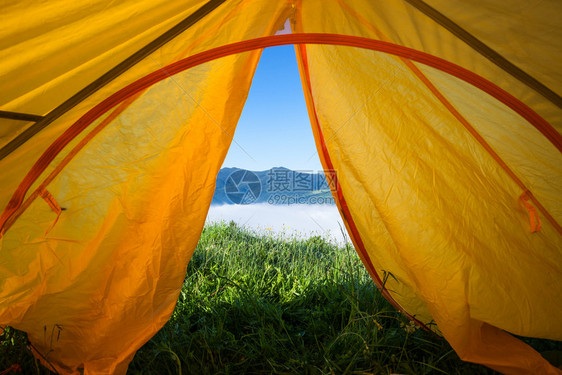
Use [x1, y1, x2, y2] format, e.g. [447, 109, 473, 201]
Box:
[206, 203, 349, 245]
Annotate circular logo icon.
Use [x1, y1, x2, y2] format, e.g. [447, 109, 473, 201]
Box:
[225, 170, 261, 204]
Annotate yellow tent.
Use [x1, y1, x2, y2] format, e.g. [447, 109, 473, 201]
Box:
[1, 1, 561, 373]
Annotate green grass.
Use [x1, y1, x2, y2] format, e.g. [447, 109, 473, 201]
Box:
[1, 222, 559, 374]
[128, 222, 495, 375]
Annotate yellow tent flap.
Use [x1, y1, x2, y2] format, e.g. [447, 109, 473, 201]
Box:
[0, 1, 561, 374]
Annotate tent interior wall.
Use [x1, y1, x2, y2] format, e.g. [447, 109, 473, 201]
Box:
[0, 1, 560, 374]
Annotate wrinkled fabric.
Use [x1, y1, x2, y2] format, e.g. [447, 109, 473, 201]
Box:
[0, 1, 560, 374]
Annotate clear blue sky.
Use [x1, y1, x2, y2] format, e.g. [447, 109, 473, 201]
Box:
[221, 45, 324, 172]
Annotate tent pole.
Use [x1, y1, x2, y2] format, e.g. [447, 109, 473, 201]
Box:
[0, 110, 44, 122]
[404, 0, 562, 109]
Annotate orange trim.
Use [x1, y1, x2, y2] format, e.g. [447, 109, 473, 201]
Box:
[0, 364, 22, 375]
[38, 188, 62, 235]
[295, 39, 428, 328]
[403, 0, 562, 110]
[405, 63, 560, 234]
[38, 189, 60, 214]
[333, 0, 562, 235]
[2, 33, 560, 236]
[0, 93, 142, 237]
[520, 191, 542, 233]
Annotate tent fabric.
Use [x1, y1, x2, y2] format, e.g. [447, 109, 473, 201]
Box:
[0, 1, 560, 374]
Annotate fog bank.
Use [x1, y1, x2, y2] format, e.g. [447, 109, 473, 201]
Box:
[206, 203, 348, 244]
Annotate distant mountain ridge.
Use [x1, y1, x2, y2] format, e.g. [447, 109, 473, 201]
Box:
[212, 167, 335, 205]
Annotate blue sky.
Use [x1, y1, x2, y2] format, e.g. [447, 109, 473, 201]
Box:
[221, 45, 324, 172]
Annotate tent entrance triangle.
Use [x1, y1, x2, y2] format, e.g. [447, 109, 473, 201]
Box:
[207, 45, 344, 241]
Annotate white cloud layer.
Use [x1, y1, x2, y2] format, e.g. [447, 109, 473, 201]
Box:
[206, 204, 349, 245]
